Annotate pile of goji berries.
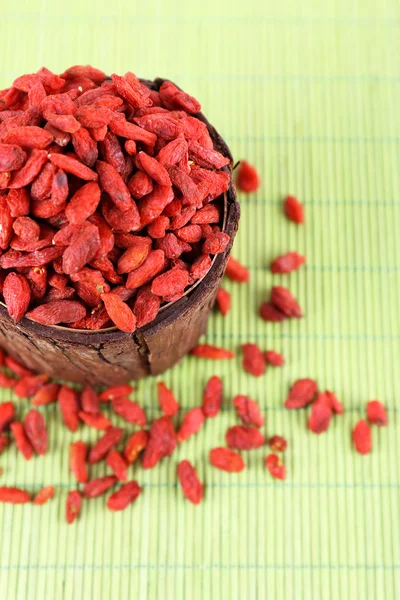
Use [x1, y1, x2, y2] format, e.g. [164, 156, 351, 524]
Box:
[0, 66, 232, 332]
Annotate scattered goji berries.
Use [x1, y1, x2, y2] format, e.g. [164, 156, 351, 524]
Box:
[264, 350, 285, 367]
[271, 286, 303, 318]
[224, 256, 249, 283]
[209, 447, 245, 473]
[236, 160, 260, 193]
[225, 425, 265, 450]
[0, 66, 232, 331]
[177, 408, 205, 443]
[177, 460, 203, 504]
[107, 481, 142, 511]
[285, 379, 317, 409]
[202, 376, 223, 418]
[265, 454, 286, 480]
[284, 195, 304, 224]
[241, 343, 266, 377]
[83, 475, 117, 498]
[24, 409, 48, 454]
[89, 427, 123, 464]
[106, 449, 128, 481]
[33, 485, 55, 505]
[142, 416, 176, 469]
[157, 382, 180, 417]
[0, 486, 31, 504]
[233, 395, 264, 428]
[270, 252, 305, 274]
[353, 420, 372, 455]
[366, 400, 388, 426]
[215, 287, 231, 316]
[70, 441, 88, 483]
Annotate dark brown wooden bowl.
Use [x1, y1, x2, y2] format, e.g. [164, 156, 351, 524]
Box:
[0, 78, 240, 386]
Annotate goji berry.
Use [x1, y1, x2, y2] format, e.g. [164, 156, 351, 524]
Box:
[366, 400, 388, 426]
[236, 160, 260, 192]
[0, 143, 27, 171]
[65, 182, 101, 224]
[269, 435, 287, 452]
[89, 426, 123, 464]
[284, 195, 304, 224]
[177, 460, 203, 504]
[285, 379, 318, 410]
[142, 416, 176, 469]
[151, 267, 189, 298]
[123, 430, 149, 464]
[13, 374, 48, 399]
[33, 485, 55, 505]
[106, 449, 128, 481]
[325, 390, 344, 415]
[99, 385, 134, 402]
[107, 481, 142, 511]
[202, 231, 230, 255]
[26, 299, 86, 325]
[132, 284, 161, 328]
[117, 237, 152, 274]
[3, 272, 31, 322]
[189, 254, 212, 281]
[242, 343, 266, 377]
[0, 373, 16, 389]
[70, 441, 88, 483]
[202, 376, 223, 418]
[66, 490, 82, 524]
[101, 292, 136, 333]
[265, 350, 285, 367]
[271, 252, 306, 274]
[265, 454, 286, 480]
[3, 126, 53, 149]
[80, 386, 100, 415]
[271, 286, 303, 318]
[157, 382, 180, 417]
[215, 287, 231, 316]
[308, 400, 332, 434]
[24, 409, 48, 454]
[58, 385, 80, 432]
[79, 411, 111, 430]
[209, 447, 245, 473]
[48, 152, 98, 180]
[177, 408, 205, 443]
[126, 249, 165, 290]
[83, 475, 118, 498]
[224, 256, 249, 283]
[353, 420, 372, 455]
[226, 425, 265, 450]
[0, 486, 31, 504]
[191, 344, 234, 359]
[233, 395, 264, 428]
[111, 397, 146, 426]
[259, 301, 287, 322]
[10, 421, 34, 459]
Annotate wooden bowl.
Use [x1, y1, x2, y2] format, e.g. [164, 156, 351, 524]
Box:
[0, 78, 240, 386]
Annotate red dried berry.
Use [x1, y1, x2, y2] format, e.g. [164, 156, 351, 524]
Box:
[151, 266, 189, 298]
[202, 376, 223, 418]
[157, 382, 180, 417]
[111, 397, 146, 427]
[226, 425, 265, 450]
[177, 460, 203, 505]
[269, 435, 287, 452]
[99, 385, 134, 402]
[216, 287, 231, 316]
[24, 409, 48, 454]
[58, 385, 80, 432]
[123, 430, 149, 465]
[259, 302, 287, 323]
[0, 486, 31, 504]
[324, 390, 344, 415]
[209, 447, 245, 473]
[265, 454, 286, 480]
[225, 256, 249, 283]
[66, 490, 82, 524]
[142, 416, 176, 469]
[79, 411, 111, 430]
[89, 426, 123, 464]
[242, 343, 266, 377]
[353, 420, 372, 455]
[101, 292, 136, 333]
[271, 252, 306, 274]
[285, 379, 318, 410]
[233, 395, 264, 428]
[70, 441, 88, 483]
[308, 399, 332, 434]
[191, 344, 234, 359]
[10, 421, 34, 460]
[177, 407, 205, 443]
[265, 350, 285, 367]
[106, 449, 128, 481]
[271, 286, 303, 318]
[26, 300, 86, 326]
[284, 195, 304, 224]
[13, 374, 48, 398]
[83, 475, 118, 498]
[107, 481, 142, 511]
[366, 400, 388, 426]
[33, 485, 55, 506]
[0, 401, 15, 431]
[236, 160, 260, 193]
[3, 272, 31, 322]
[202, 231, 230, 255]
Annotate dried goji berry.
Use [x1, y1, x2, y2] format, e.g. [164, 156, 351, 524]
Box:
[117, 237, 152, 274]
[308, 400, 332, 434]
[271, 252, 306, 274]
[0, 143, 27, 171]
[132, 285, 161, 327]
[13, 374, 48, 398]
[236, 160, 260, 193]
[24, 409, 48, 454]
[242, 343, 266, 377]
[265, 350, 285, 367]
[265, 454, 286, 480]
[271, 286, 303, 318]
[48, 152, 98, 181]
[209, 447, 245, 473]
[6, 188, 30, 217]
[226, 425, 265, 450]
[0, 373, 16, 389]
[151, 266, 189, 298]
[9, 150, 48, 188]
[155, 232, 190, 259]
[157, 382, 180, 417]
[177, 460, 203, 504]
[10, 421, 34, 459]
[366, 400, 388, 426]
[83, 475, 118, 498]
[3, 272, 31, 322]
[79, 411, 111, 430]
[107, 481, 142, 511]
[70, 440, 88, 483]
[269, 435, 287, 452]
[225, 256, 249, 283]
[190, 254, 212, 281]
[111, 397, 146, 426]
[80, 386, 99, 415]
[188, 140, 229, 169]
[33, 485, 55, 505]
[3, 126, 53, 149]
[0, 486, 31, 504]
[215, 287, 231, 316]
[58, 385, 80, 432]
[285, 379, 317, 410]
[233, 395, 264, 428]
[147, 215, 170, 239]
[26, 299, 86, 325]
[101, 292, 136, 332]
[202, 231, 230, 255]
[96, 160, 134, 212]
[259, 301, 287, 322]
[284, 195, 304, 224]
[0, 401, 15, 432]
[106, 449, 128, 481]
[353, 420, 372, 455]
[99, 385, 134, 402]
[65, 182, 101, 224]
[202, 376, 223, 418]
[66, 490, 82, 524]
[142, 416, 176, 469]
[126, 249, 165, 289]
[160, 81, 201, 114]
[124, 430, 149, 464]
[191, 344, 234, 359]
[177, 407, 205, 443]
[89, 426, 123, 464]
[157, 136, 188, 168]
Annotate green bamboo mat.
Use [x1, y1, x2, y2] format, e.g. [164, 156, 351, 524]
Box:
[0, 1, 400, 598]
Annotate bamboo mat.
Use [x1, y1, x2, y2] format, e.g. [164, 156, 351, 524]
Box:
[0, 1, 399, 598]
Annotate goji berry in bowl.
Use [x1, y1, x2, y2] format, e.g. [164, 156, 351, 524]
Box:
[0, 67, 239, 385]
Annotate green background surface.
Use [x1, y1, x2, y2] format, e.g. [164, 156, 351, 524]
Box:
[0, 1, 399, 598]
